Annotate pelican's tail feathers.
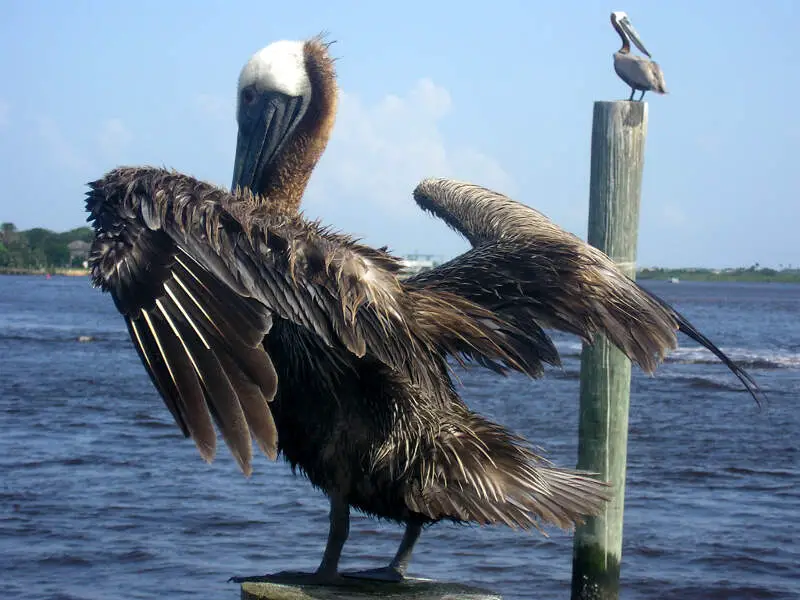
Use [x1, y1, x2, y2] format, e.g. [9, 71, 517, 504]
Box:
[405, 409, 610, 531]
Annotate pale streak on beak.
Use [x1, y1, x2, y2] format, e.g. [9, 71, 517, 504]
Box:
[620, 16, 653, 58]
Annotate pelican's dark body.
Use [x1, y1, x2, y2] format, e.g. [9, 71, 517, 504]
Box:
[264, 321, 433, 523]
[87, 167, 614, 573]
[265, 319, 556, 525]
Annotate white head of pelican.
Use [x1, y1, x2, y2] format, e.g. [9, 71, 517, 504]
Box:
[231, 37, 337, 205]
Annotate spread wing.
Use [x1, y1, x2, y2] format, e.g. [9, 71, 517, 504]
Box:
[87, 166, 439, 474]
[408, 178, 763, 404]
[86, 167, 549, 474]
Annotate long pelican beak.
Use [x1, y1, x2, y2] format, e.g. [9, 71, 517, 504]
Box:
[618, 14, 652, 58]
[231, 91, 309, 193]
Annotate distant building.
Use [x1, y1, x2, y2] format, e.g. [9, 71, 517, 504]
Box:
[399, 253, 440, 278]
[68, 240, 91, 264]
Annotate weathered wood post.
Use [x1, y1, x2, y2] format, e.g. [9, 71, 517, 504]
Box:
[571, 100, 648, 600]
[239, 579, 502, 600]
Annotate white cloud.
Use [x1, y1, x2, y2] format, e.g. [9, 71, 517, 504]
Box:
[0, 100, 8, 128]
[305, 78, 515, 216]
[183, 80, 514, 256]
[96, 118, 133, 159]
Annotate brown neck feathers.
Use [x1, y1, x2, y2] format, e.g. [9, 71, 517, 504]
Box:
[258, 36, 338, 213]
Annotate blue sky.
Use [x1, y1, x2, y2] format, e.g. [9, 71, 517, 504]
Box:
[0, 0, 797, 267]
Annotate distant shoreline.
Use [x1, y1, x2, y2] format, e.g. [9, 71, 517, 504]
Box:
[0, 268, 89, 277]
[637, 268, 800, 284]
[2, 267, 798, 284]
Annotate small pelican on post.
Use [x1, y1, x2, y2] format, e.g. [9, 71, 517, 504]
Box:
[610, 11, 668, 101]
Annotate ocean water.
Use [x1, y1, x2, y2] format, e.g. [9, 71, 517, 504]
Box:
[1, 276, 798, 600]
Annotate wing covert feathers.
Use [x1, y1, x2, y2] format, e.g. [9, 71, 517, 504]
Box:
[411, 178, 764, 405]
[86, 167, 564, 473]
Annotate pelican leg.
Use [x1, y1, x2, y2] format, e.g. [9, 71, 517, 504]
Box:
[628, 88, 635, 101]
[638, 90, 647, 101]
[344, 520, 424, 582]
[316, 494, 351, 578]
[229, 494, 350, 585]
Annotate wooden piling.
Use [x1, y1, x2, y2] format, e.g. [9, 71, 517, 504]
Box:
[239, 577, 502, 600]
[570, 100, 649, 600]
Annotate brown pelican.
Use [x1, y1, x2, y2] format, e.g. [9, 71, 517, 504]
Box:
[86, 37, 761, 584]
[611, 11, 668, 101]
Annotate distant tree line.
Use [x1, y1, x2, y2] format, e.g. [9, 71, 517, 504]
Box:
[638, 266, 800, 283]
[0, 222, 93, 269]
[1, 221, 797, 282]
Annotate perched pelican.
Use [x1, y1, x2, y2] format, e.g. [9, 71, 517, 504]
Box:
[87, 38, 761, 584]
[610, 11, 668, 101]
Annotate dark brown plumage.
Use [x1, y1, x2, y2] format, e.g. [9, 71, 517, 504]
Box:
[86, 36, 762, 584]
[86, 166, 610, 578]
[409, 179, 762, 400]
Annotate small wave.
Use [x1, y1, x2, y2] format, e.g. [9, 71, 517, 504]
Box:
[554, 341, 799, 370]
[547, 369, 580, 381]
[694, 552, 796, 576]
[656, 468, 726, 484]
[133, 413, 174, 429]
[666, 346, 799, 370]
[554, 341, 583, 359]
[117, 549, 156, 563]
[36, 554, 93, 567]
[653, 583, 790, 600]
[631, 545, 668, 558]
[725, 466, 798, 478]
[684, 377, 747, 393]
[0, 332, 128, 345]
[10, 455, 108, 470]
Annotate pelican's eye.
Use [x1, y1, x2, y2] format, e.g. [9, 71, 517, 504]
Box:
[242, 87, 257, 105]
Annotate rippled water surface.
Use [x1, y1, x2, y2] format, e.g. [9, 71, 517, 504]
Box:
[1, 276, 798, 599]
